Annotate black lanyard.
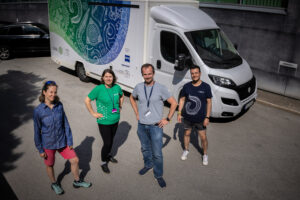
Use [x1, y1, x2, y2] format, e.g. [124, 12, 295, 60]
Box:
[105, 86, 115, 108]
[144, 83, 154, 108]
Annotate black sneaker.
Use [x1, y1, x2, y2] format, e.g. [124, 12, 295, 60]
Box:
[101, 163, 110, 174]
[109, 157, 118, 163]
[138, 167, 152, 175]
[156, 177, 166, 188]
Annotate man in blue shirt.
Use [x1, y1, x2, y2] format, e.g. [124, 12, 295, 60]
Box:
[177, 65, 212, 165]
[33, 81, 91, 195]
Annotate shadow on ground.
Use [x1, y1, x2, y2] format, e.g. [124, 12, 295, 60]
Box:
[111, 121, 131, 157]
[173, 123, 203, 155]
[0, 70, 44, 172]
[57, 136, 95, 184]
[0, 70, 44, 199]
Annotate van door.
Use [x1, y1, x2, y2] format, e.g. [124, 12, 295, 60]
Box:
[152, 28, 191, 98]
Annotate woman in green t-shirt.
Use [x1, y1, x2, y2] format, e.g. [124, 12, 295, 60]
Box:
[85, 69, 124, 174]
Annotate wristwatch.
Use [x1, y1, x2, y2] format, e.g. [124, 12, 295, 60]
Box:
[166, 117, 171, 122]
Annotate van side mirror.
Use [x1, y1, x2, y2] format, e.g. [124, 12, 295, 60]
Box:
[174, 54, 186, 71]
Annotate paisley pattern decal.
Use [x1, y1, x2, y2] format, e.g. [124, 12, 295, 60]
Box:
[48, 0, 130, 64]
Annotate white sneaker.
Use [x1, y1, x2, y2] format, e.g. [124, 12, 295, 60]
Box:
[203, 154, 208, 165]
[181, 150, 189, 160]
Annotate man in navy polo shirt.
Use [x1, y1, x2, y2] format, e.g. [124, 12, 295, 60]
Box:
[177, 65, 212, 165]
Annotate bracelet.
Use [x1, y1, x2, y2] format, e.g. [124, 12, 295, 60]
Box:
[166, 117, 171, 122]
[205, 116, 210, 119]
[178, 111, 181, 115]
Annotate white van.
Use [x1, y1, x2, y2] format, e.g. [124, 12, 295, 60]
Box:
[48, 0, 257, 118]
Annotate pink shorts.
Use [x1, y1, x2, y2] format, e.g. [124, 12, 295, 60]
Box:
[43, 146, 77, 166]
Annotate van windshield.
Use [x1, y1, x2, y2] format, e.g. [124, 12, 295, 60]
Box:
[185, 29, 242, 69]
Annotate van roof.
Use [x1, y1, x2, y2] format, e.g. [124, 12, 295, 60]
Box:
[151, 5, 219, 30]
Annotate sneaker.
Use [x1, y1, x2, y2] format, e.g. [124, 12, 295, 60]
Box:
[156, 177, 166, 188]
[51, 183, 64, 195]
[203, 154, 208, 165]
[138, 167, 152, 175]
[109, 157, 118, 164]
[73, 180, 92, 188]
[101, 163, 110, 174]
[181, 150, 189, 160]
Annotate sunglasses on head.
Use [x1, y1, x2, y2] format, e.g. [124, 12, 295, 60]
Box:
[45, 80, 56, 85]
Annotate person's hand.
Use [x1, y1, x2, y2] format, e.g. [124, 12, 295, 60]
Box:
[203, 118, 210, 127]
[92, 112, 103, 119]
[68, 146, 73, 150]
[177, 115, 182, 123]
[40, 152, 47, 159]
[136, 113, 139, 121]
[158, 118, 169, 128]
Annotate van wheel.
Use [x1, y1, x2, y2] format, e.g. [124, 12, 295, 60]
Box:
[0, 46, 10, 60]
[76, 62, 90, 82]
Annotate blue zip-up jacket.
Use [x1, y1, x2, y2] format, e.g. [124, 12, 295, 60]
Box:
[33, 102, 73, 153]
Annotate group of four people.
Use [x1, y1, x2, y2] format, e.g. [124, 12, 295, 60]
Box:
[33, 63, 212, 194]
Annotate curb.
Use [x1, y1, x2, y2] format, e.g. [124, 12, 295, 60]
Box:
[256, 99, 300, 115]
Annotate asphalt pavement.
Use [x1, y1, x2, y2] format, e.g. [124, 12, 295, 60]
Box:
[0, 57, 300, 200]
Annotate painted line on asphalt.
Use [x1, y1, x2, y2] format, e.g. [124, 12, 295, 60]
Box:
[256, 99, 300, 115]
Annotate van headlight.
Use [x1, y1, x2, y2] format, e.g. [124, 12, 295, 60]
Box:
[208, 74, 236, 89]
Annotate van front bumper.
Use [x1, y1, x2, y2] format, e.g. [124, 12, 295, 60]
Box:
[211, 77, 257, 118]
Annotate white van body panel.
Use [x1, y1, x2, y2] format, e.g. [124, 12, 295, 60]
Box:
[49, 0, 257, 118]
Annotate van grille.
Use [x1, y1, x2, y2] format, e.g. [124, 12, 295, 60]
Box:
[234, 76, 256, 101]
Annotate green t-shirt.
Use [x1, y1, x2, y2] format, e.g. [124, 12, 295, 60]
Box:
[88, 84, 123, 125]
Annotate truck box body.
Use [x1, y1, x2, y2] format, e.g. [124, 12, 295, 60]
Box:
[48, 0, 257, 118]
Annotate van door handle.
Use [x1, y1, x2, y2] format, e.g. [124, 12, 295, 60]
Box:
[157, 60, 161, 69]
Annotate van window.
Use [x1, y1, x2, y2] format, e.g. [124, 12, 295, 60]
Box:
[8, 26, 23, 35]
[185, 29, 242, 69]
[161, 31, 190, 64]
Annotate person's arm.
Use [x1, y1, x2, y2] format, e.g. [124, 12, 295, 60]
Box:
[177, 96, 185, 123]
[158, 96, 177, 128]
[129, 94, 139, 120]
[84, 96, 103, 119]
[203, 98, 212, 126]
[119, 93, 124, 111]
[62, 105, 73, 148]
[33, 109, 46, 158]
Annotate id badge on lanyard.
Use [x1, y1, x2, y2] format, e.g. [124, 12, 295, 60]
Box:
[144, 83, 154, 117]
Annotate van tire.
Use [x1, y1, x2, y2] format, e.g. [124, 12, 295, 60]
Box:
[0, 46, 11, 60]
[76, 62, 90, 82]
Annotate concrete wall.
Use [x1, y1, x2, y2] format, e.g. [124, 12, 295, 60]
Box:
[0, 2, 48, 27]
[200, 0, 300, 99]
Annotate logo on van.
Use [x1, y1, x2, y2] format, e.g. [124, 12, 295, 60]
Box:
[248, 87, 251, 93]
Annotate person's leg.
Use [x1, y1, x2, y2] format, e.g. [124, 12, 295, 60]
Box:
[98, 124, 113, 163]
[198, 130, 208, 155]
[198, 127, 208, 165]
[44, 149, 64, 195]
[59, 146, 91, 188]
[137, 123, 153, 169]
[108, 122, 119, 162]
[44, 149, 56, 183]
[181, 120, 192, 160]
[46, 165, 56, 183]
[69, 156, 80, 181]
[149, 125, 163, 179]
[184, 129, 192, 151]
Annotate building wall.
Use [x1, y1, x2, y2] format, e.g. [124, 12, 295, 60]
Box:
[0, 2, 48, 27]
[200, 0, 300, 99]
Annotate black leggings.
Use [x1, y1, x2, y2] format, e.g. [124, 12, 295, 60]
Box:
[98, 122, 119, 162]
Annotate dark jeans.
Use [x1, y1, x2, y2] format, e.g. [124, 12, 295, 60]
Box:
[98, 122, 118, 162]
[137, 123, 163, 178]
